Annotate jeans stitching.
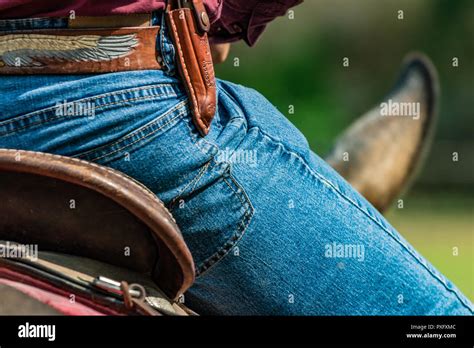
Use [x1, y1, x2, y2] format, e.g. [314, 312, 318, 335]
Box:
[170, 161, 212, 209]
[253, 126, 473, 312]
[74, 99, 187, 160]
[0, 93, 177, 137]
[189, 162, 211, 195]
[0, 83, 178, 128]
[195, 174, 255, 277]
[179, 98, 254, 276]
[77, 107, 188, 163]
[93, 94, 175, 111]
[182, 110, 219, 156]
[216, 84, 246, 119]
[82, 112, 184, 163]
[159, 12, 175, 74]
[168, 10, 199, 115]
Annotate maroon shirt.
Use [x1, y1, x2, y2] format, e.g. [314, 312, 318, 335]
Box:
[0, 0, 302, 45]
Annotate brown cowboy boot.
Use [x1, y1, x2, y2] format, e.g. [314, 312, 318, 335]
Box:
[326, 53, 439, 213]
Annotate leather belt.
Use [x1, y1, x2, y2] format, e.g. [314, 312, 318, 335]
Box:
[0, 0, 216, 136]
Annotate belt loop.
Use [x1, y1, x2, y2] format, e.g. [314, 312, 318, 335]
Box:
[155, 10, 177, 76]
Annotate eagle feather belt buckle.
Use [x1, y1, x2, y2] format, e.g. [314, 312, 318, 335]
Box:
[0, 27, 162, 73]
[0, 33, 137, 67]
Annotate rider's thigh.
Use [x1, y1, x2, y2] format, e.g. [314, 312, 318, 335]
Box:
[183, 81, 474, 315]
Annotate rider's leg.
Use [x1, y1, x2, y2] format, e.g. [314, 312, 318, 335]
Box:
[175, 80, 473, 315]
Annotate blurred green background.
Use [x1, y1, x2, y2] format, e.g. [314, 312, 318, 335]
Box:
[215, 0, 473, 301]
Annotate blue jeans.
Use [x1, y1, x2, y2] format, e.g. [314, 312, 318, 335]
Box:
[0, 16, 472, 315]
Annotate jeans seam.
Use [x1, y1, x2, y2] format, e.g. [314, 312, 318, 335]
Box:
[252, 125, 473, 312]
[0, 90, 182, 137]
[160, 13, 174, 74]
[182, 110, 219, 156]
[0, 93, 161, 136]
[93, 94, 172, 111]
[75, 101, 188, 162]
[82, 111, 185, 163]
[170, 161, 212, 209]
[195, 174, 255, 277]
[178, 113, 255, 277]
[0, 83, 178, 128]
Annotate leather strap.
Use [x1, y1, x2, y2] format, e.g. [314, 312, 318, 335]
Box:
[166, 0, 217, 136]
[0, 27, 162, 74]
[121, 282, 161, 316]
[0, 5, 218, 135]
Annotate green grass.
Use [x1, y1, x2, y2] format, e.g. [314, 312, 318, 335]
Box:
[386, 190, 474, 302]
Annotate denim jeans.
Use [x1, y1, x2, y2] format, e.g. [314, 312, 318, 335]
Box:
[0, 15, 472, 315]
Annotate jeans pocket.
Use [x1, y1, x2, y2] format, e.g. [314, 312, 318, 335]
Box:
[73, 97, 189, 164]
[169, 164, 254, 276]
[0, 78, 187, 157]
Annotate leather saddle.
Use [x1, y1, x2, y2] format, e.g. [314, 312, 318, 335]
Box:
[0, 149, 196, 315]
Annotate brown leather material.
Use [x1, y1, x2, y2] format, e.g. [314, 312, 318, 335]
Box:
[0, 12, 216, 138]
[0, 26, 162, 74]
[189, 0, 211, 33]
[167, 0, 217, 136]
[121, 281, 134, 309]
[0, 149, 195, 300]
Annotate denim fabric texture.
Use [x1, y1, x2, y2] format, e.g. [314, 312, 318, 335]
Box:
[0, 16, 472, 315]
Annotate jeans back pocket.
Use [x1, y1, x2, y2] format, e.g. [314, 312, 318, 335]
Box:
[169, 162, 254, 276]
[0, 71, 184, 157]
